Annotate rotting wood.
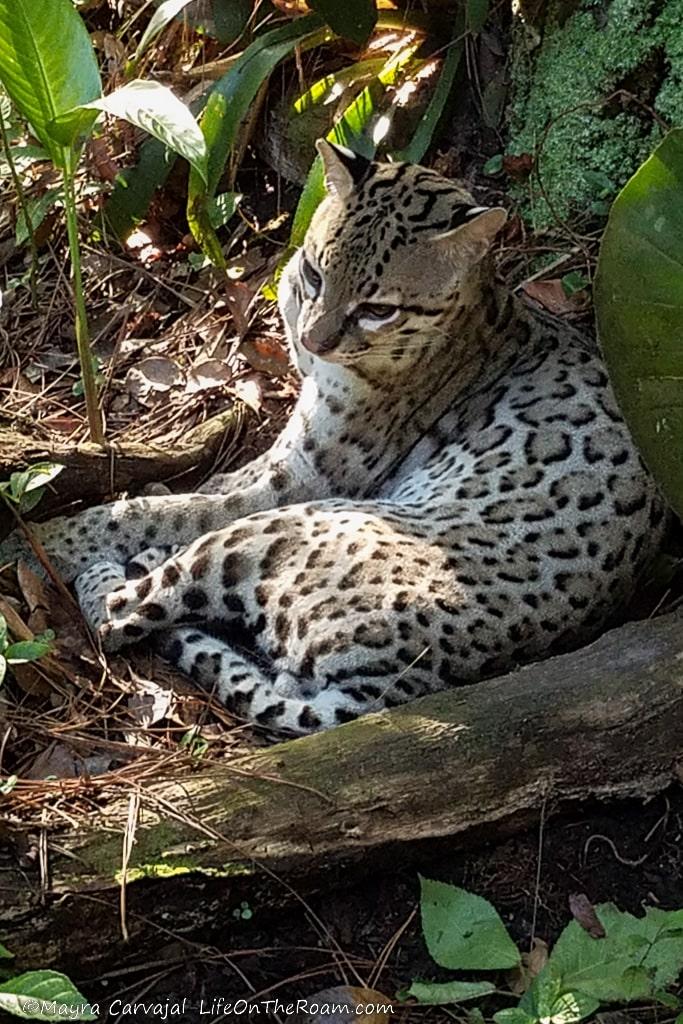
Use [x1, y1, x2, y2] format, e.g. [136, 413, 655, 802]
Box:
[0, 405, 244, 534]
[1, 609, 682, 970]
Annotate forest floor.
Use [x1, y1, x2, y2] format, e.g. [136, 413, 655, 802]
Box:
[0, 2, 682, 1020]
[69, 789, 683, 1023]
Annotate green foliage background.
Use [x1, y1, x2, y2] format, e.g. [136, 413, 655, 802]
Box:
[508, 0, 683, 228]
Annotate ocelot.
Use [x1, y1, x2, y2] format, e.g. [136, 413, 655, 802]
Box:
[0, 140, 666, 735]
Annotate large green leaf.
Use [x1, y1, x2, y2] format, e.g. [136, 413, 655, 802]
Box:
[199, 14, 327, 189]
[0, 0, 101, 166]
[92, 81, 207, 183]
[308, 0, 377, 45]
[595, 128, 683, 519]
[0, 970, 96, 1021]
[524, 903, 683, 1008]
[519, 963, 599, 1024]
[103, 86, 208, 240]
[419, 878, 521, 971]
[287, 39, 420, 254]
[15, 186, 63, 246]
[466, 0, 490, 34]
[407, 980, 496, 1005]
[293, 57, 385, 114]
[52, 81, 208, 183]
[135, 0, 259, 51]
[133, 0, 195, 63]
[211, 0, 256, 44]
[187, 14, 330, 265]
[396, 12, 464, 164]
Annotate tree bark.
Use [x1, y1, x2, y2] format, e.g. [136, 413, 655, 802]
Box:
[2, 609, 682, 971]
[0, 407, 243, 534]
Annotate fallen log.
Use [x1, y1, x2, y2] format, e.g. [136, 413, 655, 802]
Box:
[0, 406, 243, 534]
[2, 609, 682, 971]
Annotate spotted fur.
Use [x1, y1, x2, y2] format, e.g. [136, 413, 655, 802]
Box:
[0, 141, 666, 735]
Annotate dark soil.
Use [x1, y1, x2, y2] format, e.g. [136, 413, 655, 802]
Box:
[70, 787, 683, 1023]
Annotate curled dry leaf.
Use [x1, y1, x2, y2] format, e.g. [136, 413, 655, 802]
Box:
[503, 152, 534, 179]
[9, 662, 52, 698]
[239, 336, 291, 377]
[40, 414, 81, 435]
[186, 359, 232, 394]
[569, 892, 607, 938]
[233, 375, 263, 414]
[224, 279, 255, 338]
[17, 562, 50, 615]
[81, 753, 113, 777]
[126, 356, 185, 406]
[502, 212, 524, 245]
[527, 935, 550, 974]
[27, 742, 78, 780]
[521, 278, 590, 317]
[26, 743, 112, 780]
[17, 563, 90, 658]
[87, 134, 121, 183]
[506, 937, 549, 995]
[4, 371, 40, 395]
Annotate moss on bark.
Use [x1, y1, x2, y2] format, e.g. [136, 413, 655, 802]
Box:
[508, 0, 683, 228]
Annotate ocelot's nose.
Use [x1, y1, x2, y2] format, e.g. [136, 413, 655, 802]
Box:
[301, 331, 339, 355]
[299, 311, 340, 355]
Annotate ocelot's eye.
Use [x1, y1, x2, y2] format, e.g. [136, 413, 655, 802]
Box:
[356, 302, 400, 328]
[300, 254, 322, 298]
[360, 303, 396, 319]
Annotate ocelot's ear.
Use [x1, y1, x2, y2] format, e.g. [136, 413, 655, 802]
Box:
[316, 138, 371, 198]
[435, 206, 507, 262]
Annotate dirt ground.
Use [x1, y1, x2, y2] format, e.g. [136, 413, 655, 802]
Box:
[65, 788, 682, 1023]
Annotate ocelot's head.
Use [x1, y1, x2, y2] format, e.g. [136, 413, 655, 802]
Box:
[279, 140, 506, 374]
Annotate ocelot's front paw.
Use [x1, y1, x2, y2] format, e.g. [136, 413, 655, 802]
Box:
[78, 576, 148, 652]
[74, 561, 127, 632]
[97, 593, 157, 653]
[75, 546, 181, 648]
[98, 619, 131, 652]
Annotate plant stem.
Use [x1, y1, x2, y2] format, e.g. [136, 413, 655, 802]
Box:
[62, 166, 104, 445]
[0, 115, 39, 309]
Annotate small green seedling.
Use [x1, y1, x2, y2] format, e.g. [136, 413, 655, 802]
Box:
[0, 462, 64, 515]
[561, 271, 589, 297]
[179, 726, 209, 758]
[0, 612, 54, 688]
[0, 0, 208, 444]
[483, 154, 504, 176]
[232, 901, 253, 921]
